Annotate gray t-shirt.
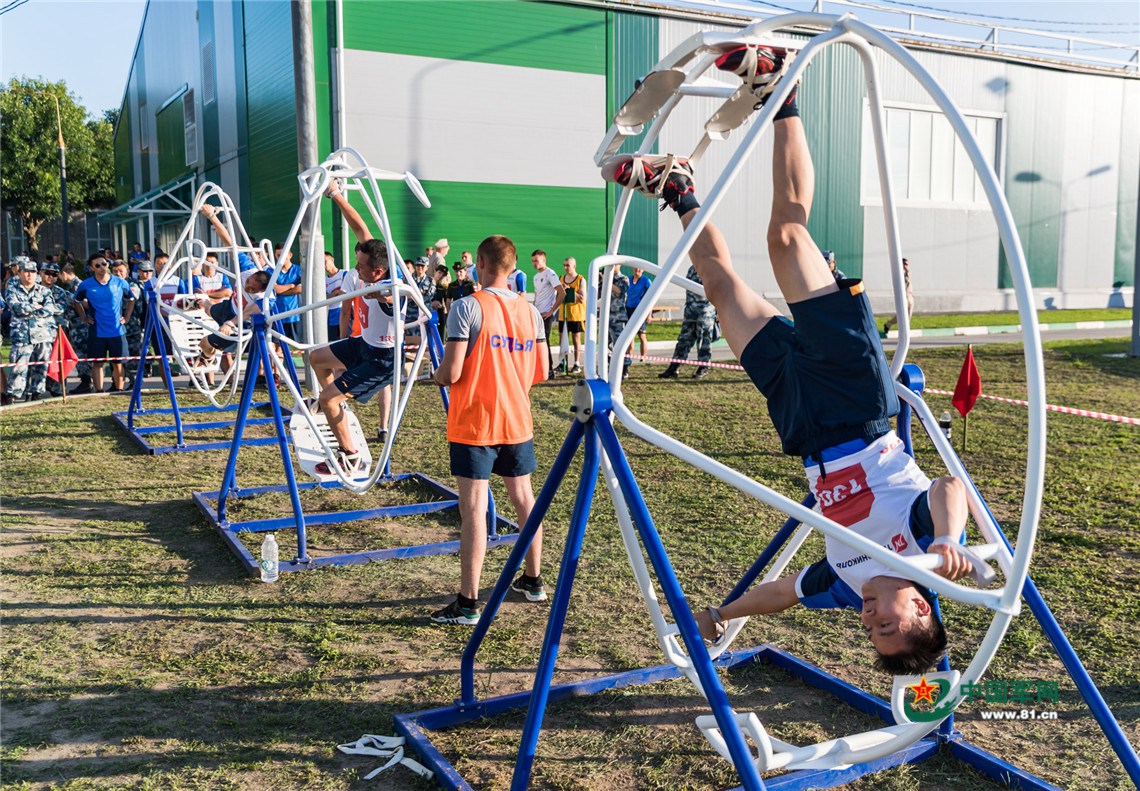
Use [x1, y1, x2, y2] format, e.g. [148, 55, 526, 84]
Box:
[447, 287, 546, 357]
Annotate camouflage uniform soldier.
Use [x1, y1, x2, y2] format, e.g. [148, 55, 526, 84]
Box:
[600, 268, 634, 380]
[659, 264, 716, 380]
[4, 258, 62, 404]
[40, 262, 70, 396]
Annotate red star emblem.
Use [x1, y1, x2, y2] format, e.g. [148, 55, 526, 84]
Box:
[909, 675, 940, 706]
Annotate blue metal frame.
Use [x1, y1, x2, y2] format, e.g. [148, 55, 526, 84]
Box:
[112, 284, 285, 454]
[393, 370, 1138, 790]
[193, 311, 520, 577]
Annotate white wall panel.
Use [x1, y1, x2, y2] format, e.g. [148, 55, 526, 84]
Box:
[343, 50, 604, 189]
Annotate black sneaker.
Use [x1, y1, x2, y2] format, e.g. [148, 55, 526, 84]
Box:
[69, 380, 94, 395]
[693, 366, 710, 379]
[714, 45, 791, 96]
[658, 363, 680, 379]
[510, 575, 548, 602]
[430, 598, 481, 625]
[376, 428, 389, 446]
[607, 155, 695, 210]
[1, 394, 12, 406]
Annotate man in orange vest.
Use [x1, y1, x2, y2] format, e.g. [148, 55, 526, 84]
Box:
[431, 235, 549, 624]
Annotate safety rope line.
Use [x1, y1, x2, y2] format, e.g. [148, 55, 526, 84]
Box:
[627, 355, 1139, 425]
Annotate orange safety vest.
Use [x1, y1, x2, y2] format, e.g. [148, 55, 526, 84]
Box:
[447, 291, 542, 446]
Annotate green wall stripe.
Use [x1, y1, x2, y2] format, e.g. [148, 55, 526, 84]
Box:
[607, 11, 658, 265]
[801, 45, 864, 277]
[114, 99, 134, 206]
[312, 0, 339, 262]
[243, 0, 299, 245]
[1114, 80, 1139, 289]
[344, 0, 605, 75]
[344, 180, 607, 279]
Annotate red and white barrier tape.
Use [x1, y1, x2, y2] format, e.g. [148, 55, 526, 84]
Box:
[923, 388, 1140, 426]
[629, 355, 1138, 426]
[629, 354, 746, 372]
[0, 354, 176, 369]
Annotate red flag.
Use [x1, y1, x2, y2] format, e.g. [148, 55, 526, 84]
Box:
[46, 328, 79, 383]
[952, 345, 982, 418]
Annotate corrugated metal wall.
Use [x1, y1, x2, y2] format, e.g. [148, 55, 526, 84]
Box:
[1115, 81, 1140, 290]
[241, 0, 298, 245]
[337, 0, 609, 276]
[608, 11, 659, 265]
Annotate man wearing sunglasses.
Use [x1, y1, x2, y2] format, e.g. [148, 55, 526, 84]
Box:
[74, 254, 135, 394]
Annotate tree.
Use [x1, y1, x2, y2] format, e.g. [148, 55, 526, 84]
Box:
[1, 77, 114, 257]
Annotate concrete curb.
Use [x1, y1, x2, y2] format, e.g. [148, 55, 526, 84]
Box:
[885, 319, 1133, 339]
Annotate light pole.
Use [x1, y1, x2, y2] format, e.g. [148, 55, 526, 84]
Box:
[10, 87, 69, 253]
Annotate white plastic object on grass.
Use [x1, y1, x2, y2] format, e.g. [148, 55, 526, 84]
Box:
[336, 734, 433, 781]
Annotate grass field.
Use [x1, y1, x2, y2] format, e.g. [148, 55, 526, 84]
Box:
[1, 338, 1138, 790]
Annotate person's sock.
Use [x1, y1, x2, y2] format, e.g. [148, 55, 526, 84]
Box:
[518, 573, 541, 586]
[774, 84, 799, 122]
[457, 593, 479, 610]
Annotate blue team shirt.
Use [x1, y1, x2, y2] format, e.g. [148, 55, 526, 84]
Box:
[77, 276, 135, 338]
[237, 252, 259, 274]
[626, 274, 653, 311]
[275, 265, 301, 324]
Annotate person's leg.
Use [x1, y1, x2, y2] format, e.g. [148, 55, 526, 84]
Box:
[675, 210, 782, 360]
[766, 116, 837, 304]
[457, 476, 491, 599]
[637, 327, 648, 358]
[377, 384, 392, 429]
[542, 315, 554, 374]
[111, 361, 125, 390]
[502, 474, 541, 578]
[310, 343, 347, 391]
[572, 330, 583, 369]
[318, 385, 359, 454]
[90, 338, 105, 392]
[29, 342, 50, 396]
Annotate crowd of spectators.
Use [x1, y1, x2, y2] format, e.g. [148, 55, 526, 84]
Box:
[0, 233, 695, 404]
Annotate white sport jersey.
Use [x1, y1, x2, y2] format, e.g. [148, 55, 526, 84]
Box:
[805, 431, 932, 594]
[532, 267, 560, 314]
[343, 269, 406, 349]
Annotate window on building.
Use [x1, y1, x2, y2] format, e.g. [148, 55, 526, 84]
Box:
[139, 102, 149, 151]
[202, 41, 216, 105]
[183, 90, 198, 167]
[861, 104, 1002, 209]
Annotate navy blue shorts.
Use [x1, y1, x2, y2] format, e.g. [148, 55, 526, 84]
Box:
[331, 336, 395, 404]
[739, 281, 897, 458]
[88, 334, 129, 361]
[450, 439, 537, 480]
[206, 302, 240, 352]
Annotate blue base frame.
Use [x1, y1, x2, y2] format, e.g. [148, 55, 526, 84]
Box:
[112, 401, 284, 454]
[193, 471, 520, 576]
[395, 645, 1060, 791]
[191, 312, 520, 576]
[392, 372, 1138, 790]
[114, 285, 295, 454]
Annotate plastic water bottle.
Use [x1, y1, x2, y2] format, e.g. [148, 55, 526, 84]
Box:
[939, 410, 953, 441]
[259, 534, 279, 583]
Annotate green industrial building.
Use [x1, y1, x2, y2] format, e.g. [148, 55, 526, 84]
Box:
[105, 0, 1139, 312]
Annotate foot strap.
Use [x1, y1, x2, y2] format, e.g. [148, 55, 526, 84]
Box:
[336, 734, 434, 781]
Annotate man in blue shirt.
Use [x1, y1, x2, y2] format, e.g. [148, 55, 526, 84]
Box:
[75, 253, 136, 393]
[625, 267, 653, 362]
[273, 243, 303, 342]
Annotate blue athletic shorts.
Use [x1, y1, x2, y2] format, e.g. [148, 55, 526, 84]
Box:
[449, 439, 537, 480]
[739, 280, 897, 458]
[87, 334, 128, 361]
[331, 336, 395, 404]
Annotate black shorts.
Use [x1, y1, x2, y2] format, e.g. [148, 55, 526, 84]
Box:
[450, 439, 537, 480]
[330, 336, 395, 404]
[739, 281, 897, 457]
[206, 302, 240, 352]
[560, 319, 584, 335]
[87, 334, 129, 361]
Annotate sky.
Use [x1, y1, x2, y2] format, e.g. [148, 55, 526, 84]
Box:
[0, 0, 1137, 118]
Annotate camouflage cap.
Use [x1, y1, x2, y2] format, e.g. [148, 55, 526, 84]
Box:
[137, 259, 155, 272]
[40, 262, 61, 274]
[16, 257, 38, 272]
